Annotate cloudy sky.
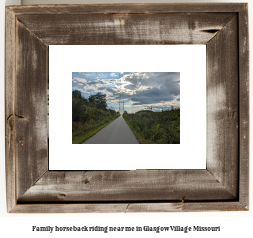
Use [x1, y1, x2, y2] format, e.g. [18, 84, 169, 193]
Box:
[72, 72, 180, 113]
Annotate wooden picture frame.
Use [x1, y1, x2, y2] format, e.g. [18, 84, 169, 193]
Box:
[5, 3, 249, 213]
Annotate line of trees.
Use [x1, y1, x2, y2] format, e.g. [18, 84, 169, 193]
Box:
[72, 90, 118, 123]
[72, 90, 119, 143]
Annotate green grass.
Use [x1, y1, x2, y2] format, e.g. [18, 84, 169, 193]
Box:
[123, 109, 180, 144]
[72, 116, 118, 144]
[72, 90, 120, 143]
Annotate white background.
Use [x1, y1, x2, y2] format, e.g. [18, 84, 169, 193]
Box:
[1, 0, 252, 237]
[49, 45, 206, 170]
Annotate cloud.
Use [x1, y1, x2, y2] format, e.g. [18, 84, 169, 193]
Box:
[73, 77, 87, 84]
[124, 84, 137, 90]
[73, 72, 180, 112]
[86, 80, 105, 85]
[97, 87, 117, 94]
[119, 72, 180, 105]
[108, 79, 118, 82]
[131, 87, 176, 105]
[122, 72, 179, 94]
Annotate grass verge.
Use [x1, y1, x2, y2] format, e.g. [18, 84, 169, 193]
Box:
[123, 109, 180, 144]
[72, 116, 118, 144]
[124, 119, 153, 144]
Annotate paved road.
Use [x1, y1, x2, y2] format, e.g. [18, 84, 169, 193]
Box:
[82, 116, 139, 144]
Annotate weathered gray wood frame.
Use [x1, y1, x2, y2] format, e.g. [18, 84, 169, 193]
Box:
[5, 4, 249, 213]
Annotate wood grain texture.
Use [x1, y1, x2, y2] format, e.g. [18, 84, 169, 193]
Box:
[126, 202, 248, 212]
[15, 20, 48, 200]
[5, 3, 249, 213]
[7, 3, 246, 15]
[10, 202, 247, 213]
[16, 13, 236, 45]
[238, 4, 249, 209]
[5, 7, 16, 212]
[18, 170, 236, 202]
[206, 16, 239, 198]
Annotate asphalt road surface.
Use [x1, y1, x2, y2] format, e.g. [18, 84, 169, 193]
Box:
[82, 116, 139, 144]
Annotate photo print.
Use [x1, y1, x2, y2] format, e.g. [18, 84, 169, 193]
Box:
[72, 72, 180, 144]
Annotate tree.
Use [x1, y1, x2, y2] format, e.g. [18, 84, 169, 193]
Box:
[94, 92, 107, 110]
[108, 109, 116, 115]
[72, 90, 87, 122]
[72, 90, 82, 99]
[88, 95, 96, 106]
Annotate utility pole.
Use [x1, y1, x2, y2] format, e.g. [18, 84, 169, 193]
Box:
[123, 101, 124, 113]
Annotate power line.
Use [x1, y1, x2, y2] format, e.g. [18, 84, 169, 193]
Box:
[118, 72, 124, 115]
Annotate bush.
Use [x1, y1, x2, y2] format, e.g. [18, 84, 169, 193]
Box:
[123, 109, 180, 144]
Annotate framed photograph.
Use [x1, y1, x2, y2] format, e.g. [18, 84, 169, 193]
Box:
[49, 45, 206, 170]
[5, 3, 249, 213]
